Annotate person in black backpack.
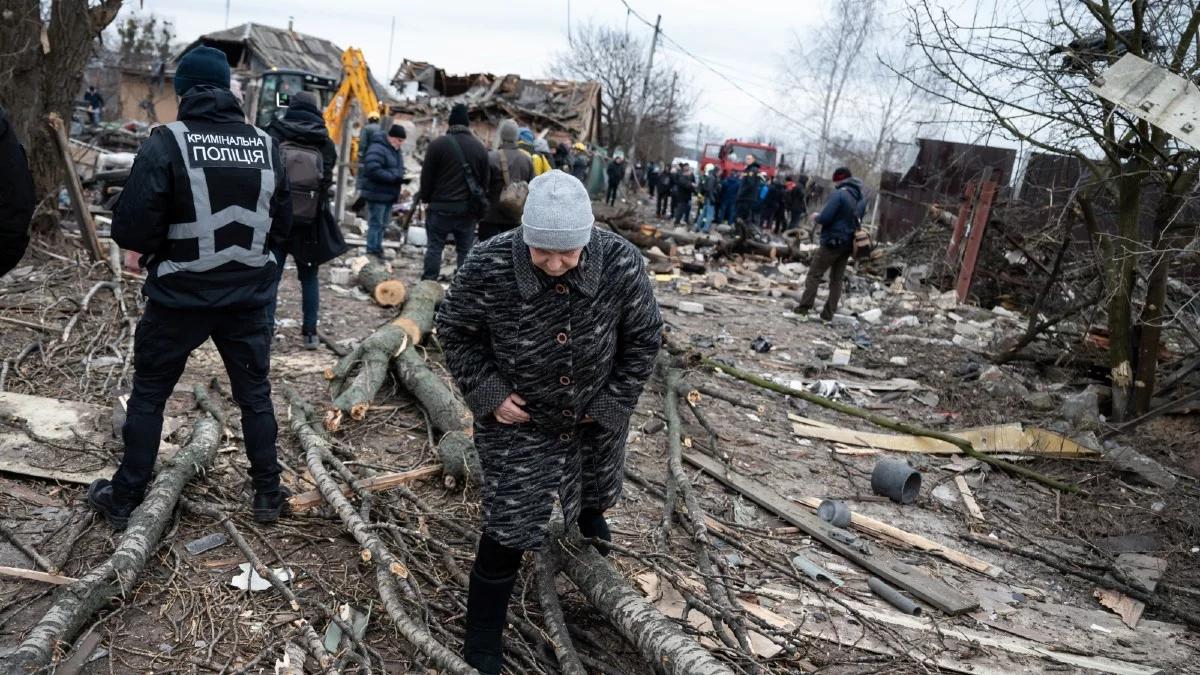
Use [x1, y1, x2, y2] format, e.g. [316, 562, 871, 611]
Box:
[418, 103, 490, 281]
[265, 91, 347, 349]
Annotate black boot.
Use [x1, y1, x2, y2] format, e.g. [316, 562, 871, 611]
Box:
[87, 479, 135, 530]
[252, 485, 292, 524]
[463, 568, 517, 675]
[578, 508, 612, 557]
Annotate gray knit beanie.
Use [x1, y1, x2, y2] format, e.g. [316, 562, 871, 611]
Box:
[522, 170, 595, 251]
[499, 119, 519, 143]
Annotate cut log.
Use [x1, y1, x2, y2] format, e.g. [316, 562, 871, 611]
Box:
[0, 412, 219, 672]
[557, 537, 736, 675]
[357, 259, 407, 307]
[328, 280, 444, 423]
[391, 345, 480, 488]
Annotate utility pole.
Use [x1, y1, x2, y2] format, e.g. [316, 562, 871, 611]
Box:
[626, 14, 661, 169]
[386, 17, 396, 82]
[663, 72, 677, 162]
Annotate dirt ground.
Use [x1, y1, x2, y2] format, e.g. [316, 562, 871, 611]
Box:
[1, 200, 1198, 674]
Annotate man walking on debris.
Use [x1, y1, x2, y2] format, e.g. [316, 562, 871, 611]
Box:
[87, 46, 293, 529]
[672, 162, 696, 226]
[605, 151, 626, 206]
[418, 103, 489, 280]
[360, 123, 408, 259]
[655, 165, 674, 218]
[436, 170, 662, 674]
[265, 91, 347, 349]
[1, 105, 34, 277]
[795, 166, 866, 321]
[478, 119, 533, 242]
[786, 173, 809, 230]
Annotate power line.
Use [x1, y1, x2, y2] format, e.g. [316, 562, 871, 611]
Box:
[614, 0, 820, 140]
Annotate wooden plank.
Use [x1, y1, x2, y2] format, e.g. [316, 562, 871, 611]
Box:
[47, 113, 103, 262]
[683, 451, 978, 615]
[793, 496, 1002, 578]
[954, 475, 986, 521]
[288, 465, 441, 513]
[788, 417, 1097, 457]
[0, 565, 78, 585]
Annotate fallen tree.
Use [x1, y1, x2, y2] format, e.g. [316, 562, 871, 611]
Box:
[357, 259, 407, 307]
[327, 280, 444, 427]
[391, 345, 480, 488]
[0, 388, 220, 672]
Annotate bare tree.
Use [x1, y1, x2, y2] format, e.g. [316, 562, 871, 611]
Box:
[552, 21, 694, 162]
[0, 0, 124, 233]
[905, 0, 1200, 420]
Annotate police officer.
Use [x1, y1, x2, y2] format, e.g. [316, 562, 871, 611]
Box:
[87, 46, 293, 528]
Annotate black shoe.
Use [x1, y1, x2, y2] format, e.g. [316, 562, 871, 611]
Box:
[252, 485, 292, 523]
[793, 304, 812, 316]
[87, 479, 134, 530]
[578, 508, 612, 557]
[463, 569, 517, 675]
[819, 307, 835, 322]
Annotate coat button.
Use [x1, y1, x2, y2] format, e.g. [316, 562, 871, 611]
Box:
[559, 432, 572, 442]
[555, 283, 568, 294]
[556, 332, 568, 345]
[559, 375, 571, 386]
[562, 409, 573, 417]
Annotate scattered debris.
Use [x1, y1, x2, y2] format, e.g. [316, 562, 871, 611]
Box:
[183, 532, 230, 556]
[871, 458, 922, 504]
[230, 562, 295, 592]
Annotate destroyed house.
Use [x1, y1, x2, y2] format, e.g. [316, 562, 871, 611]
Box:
[178, 22, 390, 128]
[389, 59, 602, 149]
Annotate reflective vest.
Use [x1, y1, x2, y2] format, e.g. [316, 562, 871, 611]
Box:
[156, 121, 277, 277]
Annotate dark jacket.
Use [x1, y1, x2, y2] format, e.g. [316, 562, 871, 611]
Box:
[737, 167, 764, 205]
[266, 101, 346, 265]
[359, 136, 406, 204]
[657, 171, 674, 191]
[763, 182, 785, 210]
[785, 178, 808, 211]
[720, 176, 741, 205]
[699, 174, 719, 201]
[571, 154, 590, 182]
[0, 106, 34, 277]
[419, 126, 490, 213]
[606, 159, 626, 186]
[481, 142, 534, 226]
[672, 172, 696, 199]
[357, 122, 380, 163]
[112, 86, 291, 310]
[437, 228, 663, 550]
[815, 177, 866, 248]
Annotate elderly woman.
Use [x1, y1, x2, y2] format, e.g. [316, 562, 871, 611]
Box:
[436, 170, 662, 674]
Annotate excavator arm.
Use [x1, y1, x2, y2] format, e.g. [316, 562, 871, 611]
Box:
[323, 47, 382, 154]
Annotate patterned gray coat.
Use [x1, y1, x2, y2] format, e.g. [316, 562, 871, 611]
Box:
[436, 227, 662, 550]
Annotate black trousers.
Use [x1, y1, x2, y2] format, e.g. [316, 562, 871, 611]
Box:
[112, 302, 281, 502]
[655, 191, 671, 217]
[605, 183, 619, 206]
[423, 210, 477, 281]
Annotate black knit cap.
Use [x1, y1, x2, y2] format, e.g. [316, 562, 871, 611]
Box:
[174, 46, 231, 96]
[388, 123, 406, 139]
[448, 103, 469, 126]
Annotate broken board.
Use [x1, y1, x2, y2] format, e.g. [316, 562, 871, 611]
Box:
[789, 415, 1098, 457]
[683, 450, 978, 615]
[0, 391, 116, 485]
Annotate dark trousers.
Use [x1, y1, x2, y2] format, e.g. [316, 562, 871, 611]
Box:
[423, 210, 477, 281]
[797, 244, 852, 317]
[719, 201, 737, 224]
[605, 183, 619, 206]
[113, 302, 280, 502]
[672, 197, 691, 224]
[762, 205, 779, 231]
[788, 208, 806, 230]
[655, 191, 670, 217]
[267, 249, 320, 333]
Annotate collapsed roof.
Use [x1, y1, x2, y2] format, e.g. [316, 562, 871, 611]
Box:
[390, 59, 602, 143]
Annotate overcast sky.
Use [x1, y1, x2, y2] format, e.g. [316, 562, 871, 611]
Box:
[118, 0, 835, 151]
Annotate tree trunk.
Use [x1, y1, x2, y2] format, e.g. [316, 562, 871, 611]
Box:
[328, 280, 443, 423]
[0, 412, 219, 672]
[1108, 170, 1143, 422]
[0, 0, 124, 235]
[391, 346, 480, 487]
[357, 260, 407, 307]
[557, 537, 736, 675]
[1133, 251, 1170, 415]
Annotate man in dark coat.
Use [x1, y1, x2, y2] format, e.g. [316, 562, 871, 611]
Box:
[360, 124, 408, 258]
[418, 103, 489, 280]
[570, 143, 591, 183]
[84, 86, 104, 125]
[437, 170, 662, 675]
[265, 90, 346, 348]
[718, 171, 741, 225]
[671, 163, 696, 226]
[605, 153, 626, 206]
[786, 174, 809, 230]
[87, 46, 293, 528]
[736, 161, 764, 224]
[762, 176, 785, 233]
[0, 105, 34, 277]
[646, 162, 659, 198]
[478, 119, 533, 242]
[655, 167, 674, 218]
[796, 166, 866, 321]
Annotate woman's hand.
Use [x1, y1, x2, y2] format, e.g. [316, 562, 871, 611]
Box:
[494, 393, 530, 425]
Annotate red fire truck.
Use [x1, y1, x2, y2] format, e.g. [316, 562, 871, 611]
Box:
[700, 139, 779, 178]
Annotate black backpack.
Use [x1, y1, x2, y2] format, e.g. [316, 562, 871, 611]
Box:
[446, 133, 489, 217]
[279, 141, 324, 224]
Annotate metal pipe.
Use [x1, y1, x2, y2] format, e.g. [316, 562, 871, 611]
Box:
[868, 577, 922, 616]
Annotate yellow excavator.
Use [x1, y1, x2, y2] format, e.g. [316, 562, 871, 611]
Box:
[322, 47, 384, 162]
